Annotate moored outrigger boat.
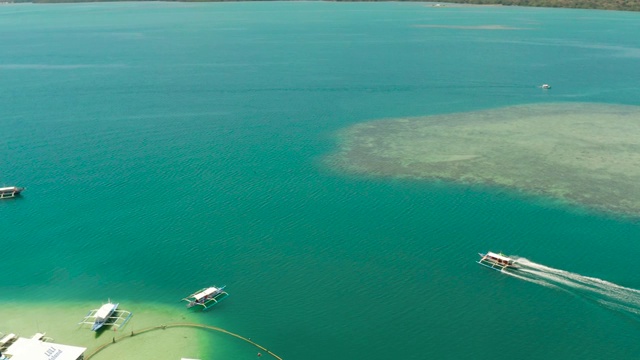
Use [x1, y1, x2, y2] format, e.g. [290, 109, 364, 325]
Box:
[478, 251, 518, 271]
[182, 285, 229, 311]
[79, 300, 132, 331]
[0, 186, 24, 199]
[91, 301, 119, 331]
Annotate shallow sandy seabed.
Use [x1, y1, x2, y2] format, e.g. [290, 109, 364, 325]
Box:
[0, 301, 211, 360]
[414, 24, 528, 30]
[326, 103, 640, 217]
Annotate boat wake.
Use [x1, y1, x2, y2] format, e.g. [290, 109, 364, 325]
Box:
[501, 257, 640, 317]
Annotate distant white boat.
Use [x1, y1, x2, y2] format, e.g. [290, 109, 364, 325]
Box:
[540, 84, 551, 89]
[0, 186, 24, 199]
[91, 301, 119, 331]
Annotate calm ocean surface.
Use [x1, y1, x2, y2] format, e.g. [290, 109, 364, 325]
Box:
[2, 2, 640, 359]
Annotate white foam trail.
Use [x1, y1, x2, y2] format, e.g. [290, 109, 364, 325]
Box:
[511, 257, 640, 317]
[597, 299, 640, 315]
[518, 257, 640, 295]
[521, 261, 640, 301]
[519, 268, 595, 292]
[500, 269, 560, 289]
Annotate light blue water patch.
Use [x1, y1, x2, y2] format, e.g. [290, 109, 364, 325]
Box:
[1, 3, 640, 359]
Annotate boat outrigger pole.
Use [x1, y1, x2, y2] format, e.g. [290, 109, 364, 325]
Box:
[477, 251, 518, 271]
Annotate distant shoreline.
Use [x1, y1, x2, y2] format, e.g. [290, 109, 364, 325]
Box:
[3, 0, 640, 12]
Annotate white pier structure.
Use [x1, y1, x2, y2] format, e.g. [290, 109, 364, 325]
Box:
[0, 333, 85, 360]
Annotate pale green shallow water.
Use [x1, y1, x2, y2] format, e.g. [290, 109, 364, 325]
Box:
[2, 2, 640, 359]
[327, 102, 640, 216]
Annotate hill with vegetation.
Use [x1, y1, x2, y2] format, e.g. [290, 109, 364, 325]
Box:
[427, 0, 640, 11]
[8, 0, 640, 11]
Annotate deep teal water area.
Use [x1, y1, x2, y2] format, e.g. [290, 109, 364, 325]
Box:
[2, 2, 640, 359]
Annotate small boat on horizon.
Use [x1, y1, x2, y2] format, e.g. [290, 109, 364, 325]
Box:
[540, 84, 551, 89]
[182, 285, 229, 311]
[477, 251, 518, 271]
[91, 301, 119, 331]
[0, 186, 24, 199]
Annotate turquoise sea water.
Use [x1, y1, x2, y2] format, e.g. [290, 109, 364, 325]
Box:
[2, 2, 640, 359]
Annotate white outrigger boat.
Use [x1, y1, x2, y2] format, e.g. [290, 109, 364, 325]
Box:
[182, 286, 228, 311]
[91, 302, 118, 331]
[478, 251, 518, 271]
[79, 300, 132, 331]
[0, 186, 24, 199]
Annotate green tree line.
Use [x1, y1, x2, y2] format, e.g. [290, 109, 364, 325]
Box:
[9, 0, 640, 11]
[426, 0, 640, 11]
[333, 0, 640, 11]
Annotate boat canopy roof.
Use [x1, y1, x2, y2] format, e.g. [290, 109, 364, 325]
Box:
[192, 287, 222, 300]
[486, 251, 513, 262]
[95, 303, 118, 319]
[0, 186, 20, 191]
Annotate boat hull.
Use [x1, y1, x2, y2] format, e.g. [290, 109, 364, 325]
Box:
[477, 260, 517, 271]
[91, 321, 106, 331]
[477, 252, 519, 270]
[0, 187, 24, 199]
[183, 286, 229, 311]
[91, 303, 119, 331]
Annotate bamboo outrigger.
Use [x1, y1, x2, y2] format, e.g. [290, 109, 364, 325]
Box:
[79, 301, 133, 331]
[477, 251, 519, 271]
[0, 186, 24, 199]
[182, 286, 228, 311]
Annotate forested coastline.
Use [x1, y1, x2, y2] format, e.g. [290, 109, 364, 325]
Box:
[426, 0, 640, 11]
[8, 0, 640, 12]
